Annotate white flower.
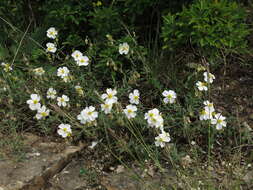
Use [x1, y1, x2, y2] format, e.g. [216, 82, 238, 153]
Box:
[57, 124, 72, 138]
[148, 115, 164, 129]
[144, 108, 164, 129]
[203, 100, 215, 113]
[47, 27, 58, 39]
[119, 42, 129, 55]
[155, 131, 171, 148]
[77, 55, 89, 66]
[1, 62, 12, 72]
[57, 95, 69, 107]
[123, 104, 137, 119]
[75, 85, 84, 96]
[47, 88, 57, 99]
[129, 89, 140, 105]
[199, 109, 212, 121]
[46, 42, 57, 53]
[33, 67, 45, 76]
[211, 113, 227, 130]
[71, 50, 83, 61]
[144, 108, 159, 120]
[196, 81, 208, 91]
[57, 67, 69, 78]
[101, 100, 113, 114]
[203, 72, 215, 84]
[162, 90, 177, 104]
[77, 106, 98, 124]
[26, 94, 41, 110]
[35, 105, 50, 120]
[101, 88, 118, 104]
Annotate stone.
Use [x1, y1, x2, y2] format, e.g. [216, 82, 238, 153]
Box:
[0, 133, 86, 190]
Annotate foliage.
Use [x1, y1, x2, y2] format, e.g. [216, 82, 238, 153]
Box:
[162, 0, 250, 61]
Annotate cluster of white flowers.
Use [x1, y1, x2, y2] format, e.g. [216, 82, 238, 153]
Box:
[196, 71, 215, 91]
[100, 88, 118, 114]
[46, 27, 58, 53]
[123, 89, 140, 119]
[71, 50, 89, 66]
[195, 70, 226, 130]
[26, 94, 50, 120]
[119, 42, 129, 55]
[199, 100, 226, 130]
[1, 62, 12, 72]
[26, 28, 229, 144]
[144, 108, 171, 148]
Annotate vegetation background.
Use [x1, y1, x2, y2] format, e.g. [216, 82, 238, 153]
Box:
[0, 0, 252, 189]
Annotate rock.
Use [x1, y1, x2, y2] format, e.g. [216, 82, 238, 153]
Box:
[0, 133, 86, 190]
[49, 159, 89, 190]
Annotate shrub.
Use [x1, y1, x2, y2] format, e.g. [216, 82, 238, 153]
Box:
[162, 0, 250, 62]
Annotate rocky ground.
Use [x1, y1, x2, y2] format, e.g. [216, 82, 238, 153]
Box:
[0, 133, 180, 190]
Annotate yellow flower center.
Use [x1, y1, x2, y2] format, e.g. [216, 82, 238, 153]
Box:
[108, 94, 113, 99]
[41, 112, 47, 117]
[122, 46, 128, 51]
[127, 109, 133, 114]
[200, 82, 206, 87]
[33, 100, 38, 104]
[149, 113, 154, 118]
[200, 110, 206, 115]
[167, 94, 172, 99]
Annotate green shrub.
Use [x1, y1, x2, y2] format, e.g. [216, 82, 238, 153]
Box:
[162, 0, 250, 61]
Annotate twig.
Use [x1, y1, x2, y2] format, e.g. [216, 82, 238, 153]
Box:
[11, 21, 31, 67]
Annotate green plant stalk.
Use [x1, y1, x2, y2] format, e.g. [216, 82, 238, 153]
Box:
[11, 22, 31, 67]
[202, 57, 212, 165]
